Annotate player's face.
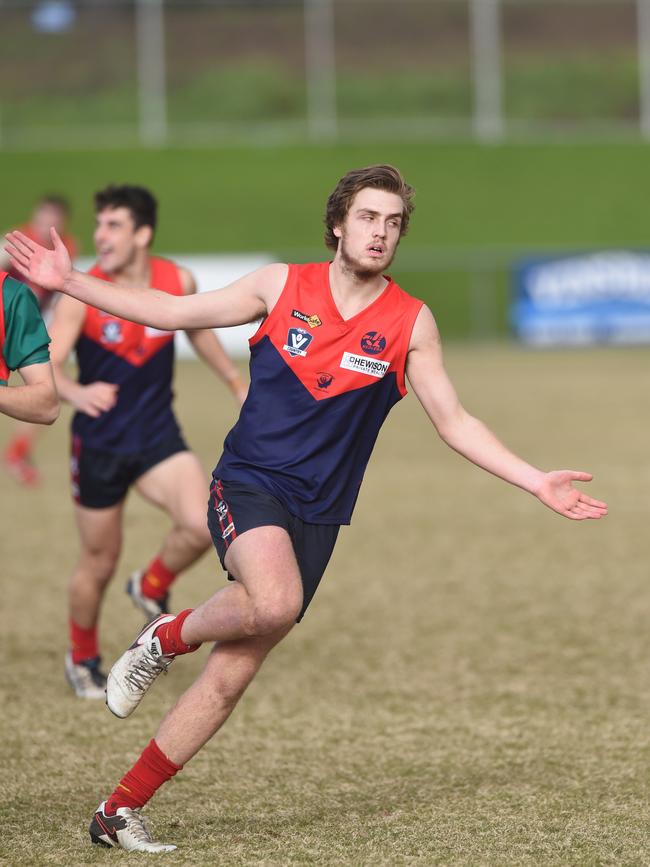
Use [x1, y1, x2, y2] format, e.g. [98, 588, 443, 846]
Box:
[32, 204, 67, 242]
[334, 188, 404, 277]
[94, 206, 151, 274]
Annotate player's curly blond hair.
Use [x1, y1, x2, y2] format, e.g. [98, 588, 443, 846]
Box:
[324, 164, 415, 251]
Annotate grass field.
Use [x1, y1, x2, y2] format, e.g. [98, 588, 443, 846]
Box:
[1, 345, 648, 865]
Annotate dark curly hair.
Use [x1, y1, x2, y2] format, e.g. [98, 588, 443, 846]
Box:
[324, 164, 415, 251]
[94, 184, 158, 237]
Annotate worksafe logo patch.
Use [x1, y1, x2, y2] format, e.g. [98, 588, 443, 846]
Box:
[292, 309, 322, 328]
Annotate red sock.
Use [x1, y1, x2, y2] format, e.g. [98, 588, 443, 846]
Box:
[141, 557, 176, 601]
[155, 608, 200, 656]
[5, 435, 30, 460]
[70, 619, 98, 664]
[104, 739, 182, 815]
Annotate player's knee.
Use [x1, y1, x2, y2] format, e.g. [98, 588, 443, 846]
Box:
[248, 591, 302, 636]
[79, 546, 119, 584]
[182, 513, 211, 551]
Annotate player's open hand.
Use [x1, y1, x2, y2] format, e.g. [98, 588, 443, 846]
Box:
[4, 227, 71, 292]
[535, 470, 607, 520]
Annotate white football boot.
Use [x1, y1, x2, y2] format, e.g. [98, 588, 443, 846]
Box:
[106, 614, 176, 718]
[89, 801, 177, 853]
[64, 651, 107, 699]
[126, 569, 169, 622]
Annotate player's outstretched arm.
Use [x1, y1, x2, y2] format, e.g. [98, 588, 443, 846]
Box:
[5, 228, 285, 330]
[405, 306, 607, 521]
[0, 362, 59, 424]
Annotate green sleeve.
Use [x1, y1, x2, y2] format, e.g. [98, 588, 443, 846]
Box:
[2, 277, 51, 371]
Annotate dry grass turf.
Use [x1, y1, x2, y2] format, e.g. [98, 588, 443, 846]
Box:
[1, 344, 649, 866]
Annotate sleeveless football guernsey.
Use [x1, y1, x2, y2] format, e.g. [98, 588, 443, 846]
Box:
[0, 272, 51, 386]
[72, 258, 184, 453]
[215, 261, 424, 524]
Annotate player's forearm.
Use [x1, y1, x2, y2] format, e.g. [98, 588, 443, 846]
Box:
[438, 412, 545, 496]
[53, 363, 86, 407]
[62, 270, 180, 330]
[0, 382, 59, 424]
[186, 330, 246, 394]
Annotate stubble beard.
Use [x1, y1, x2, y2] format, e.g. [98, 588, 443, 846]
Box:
[338, 237, 397, 282]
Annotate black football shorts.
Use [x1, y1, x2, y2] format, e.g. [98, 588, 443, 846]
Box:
[71, 431, 189, 509]
[207, 478, 340, 621]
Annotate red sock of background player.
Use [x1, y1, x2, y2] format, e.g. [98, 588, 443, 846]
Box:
[154, 608, 200, 656]
[70, 619, 99, 664]
[103, 739, 182, 815]
[140, 556, 175, 601]
[4, 434, 30, 460]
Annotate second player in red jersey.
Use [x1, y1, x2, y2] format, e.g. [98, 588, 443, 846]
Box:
[44, 185, 247, 700]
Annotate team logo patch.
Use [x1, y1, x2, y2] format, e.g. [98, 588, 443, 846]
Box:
[221, 521, 235, 539]
[283, 327, 313, 358]
[360, 331, 387, 355]
[101, 321, 123, 344]
[292, 309, 322, 328]
[315, 372, 334, 390]
[340, 352, 390, 379]
[215, 500, 229, 520]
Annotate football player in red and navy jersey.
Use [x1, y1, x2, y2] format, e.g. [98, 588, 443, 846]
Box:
[7, 166, 607, 853]
[21, 185, 247, 702]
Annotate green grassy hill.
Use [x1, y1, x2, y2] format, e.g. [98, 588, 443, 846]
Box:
[3, 142, 649, 335]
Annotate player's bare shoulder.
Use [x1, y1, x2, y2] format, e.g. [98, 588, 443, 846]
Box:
[408, 303, 441, 353]
[251, 262, 289, 313]
[178, 265, 197, 296]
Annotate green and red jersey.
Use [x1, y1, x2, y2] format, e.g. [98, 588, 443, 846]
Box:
[0, 272, 51, 386]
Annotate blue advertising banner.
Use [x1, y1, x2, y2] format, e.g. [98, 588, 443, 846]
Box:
[512, 252, 650, 346]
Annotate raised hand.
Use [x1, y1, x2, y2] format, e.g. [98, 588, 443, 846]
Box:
[4, 227, 72, 292]
[535, 470, 607, 520]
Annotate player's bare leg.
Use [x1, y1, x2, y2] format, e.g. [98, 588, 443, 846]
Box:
[96, 529, 301, 850]
[126, 451, 211, 619]
[157, 625, 293, 765]
[66, 501, 124, 697]
[183, 525, 304, 644]
[106, 525, 303, 717]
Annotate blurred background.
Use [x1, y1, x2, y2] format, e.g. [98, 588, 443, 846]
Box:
[3, 0, 650, 342]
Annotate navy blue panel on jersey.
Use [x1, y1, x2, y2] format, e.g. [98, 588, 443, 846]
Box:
[214, 336, 401, 524]
[72, 336, 181, 453]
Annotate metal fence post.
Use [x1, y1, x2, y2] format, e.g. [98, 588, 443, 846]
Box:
[469, 0, 504, 142]
[136, 0, 168, 146]
[304, 0, 338, 142]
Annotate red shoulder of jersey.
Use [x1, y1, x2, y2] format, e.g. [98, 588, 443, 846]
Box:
[251, 261, 423, 400]
[80, 257, 184, 366]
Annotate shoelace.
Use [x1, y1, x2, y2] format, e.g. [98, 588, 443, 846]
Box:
[124, 648, 172, 693]
[122, 808, 154, 844]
